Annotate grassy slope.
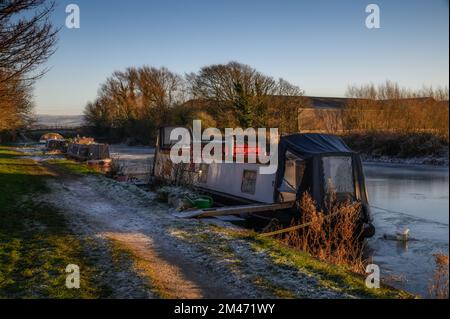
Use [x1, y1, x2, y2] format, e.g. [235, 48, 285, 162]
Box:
[171, 222, 415, 299]
[0, 147, 103, 298]
[240, 231, 414, 299]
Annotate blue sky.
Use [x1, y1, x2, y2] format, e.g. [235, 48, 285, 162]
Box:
[34, 0, 449, 115]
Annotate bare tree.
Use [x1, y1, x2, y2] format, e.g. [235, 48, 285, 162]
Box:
[0, 0, 57, 85]
[1, 0, 57, 137]
[0, 76, 33, 130]
[84, 66, 184, 143]
[188, 61, 305, 131]
[136, 66, 184, 126]
[85, 62, 307, 143]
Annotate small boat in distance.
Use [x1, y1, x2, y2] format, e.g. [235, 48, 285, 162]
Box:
[45, 138, 68, 153]
[39, 132, 64, 144]
[67, 137, 111, 164]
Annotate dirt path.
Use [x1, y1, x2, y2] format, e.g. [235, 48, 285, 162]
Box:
[38, 172, 256, 298]
[36, 165, 346, 299]
[103, 232, 204, 298]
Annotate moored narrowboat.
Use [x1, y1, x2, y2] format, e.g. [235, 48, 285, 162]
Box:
[152, 126, 375, 238]
[67, 139, 111, 163]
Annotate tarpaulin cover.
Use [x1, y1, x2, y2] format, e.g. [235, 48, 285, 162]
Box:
[274, 133, 373, 226]
[275, 133, 355, 204]
[279, 133, 352, 158]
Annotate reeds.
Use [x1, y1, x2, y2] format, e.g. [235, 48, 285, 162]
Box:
[280, 192, 365, 272]
[429, 253, 449, 299]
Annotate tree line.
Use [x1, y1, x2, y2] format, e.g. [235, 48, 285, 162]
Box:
[85, 65, 449, 145]
[83, 62, 308, 144]
[343, 81, 449, 139]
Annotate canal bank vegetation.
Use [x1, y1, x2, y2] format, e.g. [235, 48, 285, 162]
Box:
[340, 82, 449, 164]
[245, 234, 413, 299]
[147, 183, 413, 298]
[46, 158, 101, 176]
[273, 192, 366, 273]
[342, 132, 448, 164]
[429, 253, 449, 299]
[343, 81, 449, 139]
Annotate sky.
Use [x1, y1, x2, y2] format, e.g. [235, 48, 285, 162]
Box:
[33, 0, 449, 115]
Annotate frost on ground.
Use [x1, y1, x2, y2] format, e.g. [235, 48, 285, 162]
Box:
[15, 145, 65, 163]
[37, 171, 350, 299]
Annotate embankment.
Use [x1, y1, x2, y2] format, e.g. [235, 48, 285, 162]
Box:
[342, 133, 449, 166]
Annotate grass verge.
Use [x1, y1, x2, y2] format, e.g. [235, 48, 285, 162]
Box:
[234, 229, 415, 299]
[183, 223, 414, 299]
[46, 158, 101, 175]
[0, 146, 103, 298]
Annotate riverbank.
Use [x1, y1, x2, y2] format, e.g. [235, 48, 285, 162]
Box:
[361, 154, 449, 167]
[0, 146, 413, 299]
[343, 133, 449, 167]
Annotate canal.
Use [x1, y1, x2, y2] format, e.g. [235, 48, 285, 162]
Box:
[364, 163, 449, 297]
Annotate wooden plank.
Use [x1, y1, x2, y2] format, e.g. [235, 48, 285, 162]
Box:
[215, 215, 246, 222]
[258, 211, 341, 237]
[174, 201, 294, 219]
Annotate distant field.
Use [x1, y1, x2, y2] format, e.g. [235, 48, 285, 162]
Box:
[34, 115, 84, 128]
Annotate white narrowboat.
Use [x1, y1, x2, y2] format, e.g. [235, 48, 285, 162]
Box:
[152, 126, 375, 237]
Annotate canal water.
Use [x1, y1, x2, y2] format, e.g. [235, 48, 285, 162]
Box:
[109, 145, 155, 183]
[364, 163, 449, 297]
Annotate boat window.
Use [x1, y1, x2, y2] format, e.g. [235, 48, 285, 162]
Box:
[322, 156, 355, 198]
[241, 170, 257, 194]
[198, 163, 209, 183]
[279, 151, 305, 202]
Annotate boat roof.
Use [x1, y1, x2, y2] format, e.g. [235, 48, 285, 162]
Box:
[279, 133, 352, 157]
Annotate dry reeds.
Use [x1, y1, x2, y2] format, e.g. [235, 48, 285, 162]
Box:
[429, 253, 449, 299]
[280, 192, 365, 272]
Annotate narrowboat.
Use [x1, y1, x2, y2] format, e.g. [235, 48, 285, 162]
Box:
[45, 139, 68, 153]
[152, 126, 375, 237]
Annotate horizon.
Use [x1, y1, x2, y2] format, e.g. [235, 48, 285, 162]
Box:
[32, 0, 449, 115]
